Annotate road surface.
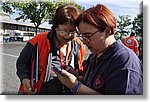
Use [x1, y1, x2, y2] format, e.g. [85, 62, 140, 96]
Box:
[0, 41, 26, 95]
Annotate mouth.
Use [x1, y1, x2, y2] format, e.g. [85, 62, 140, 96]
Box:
[63, 38, 71, 42]
[63, 35, 74, 41]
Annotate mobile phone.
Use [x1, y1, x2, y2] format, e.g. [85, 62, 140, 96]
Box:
[52, 67, 65, 76]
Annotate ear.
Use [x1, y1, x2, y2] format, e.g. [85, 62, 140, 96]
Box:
[105, 27, 111, 34]
[105, 27, 111, 36]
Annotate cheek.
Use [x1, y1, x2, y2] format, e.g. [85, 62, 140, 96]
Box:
[91, 37, 105, 49]
[91, 41, 101, 50]
[57, 34, 62, 40]
[57, 33, 65, 42]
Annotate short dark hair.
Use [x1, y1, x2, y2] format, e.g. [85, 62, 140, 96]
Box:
[51, 4, 79, 31]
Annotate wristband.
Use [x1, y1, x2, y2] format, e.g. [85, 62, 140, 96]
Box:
[71, 82, 82, 94]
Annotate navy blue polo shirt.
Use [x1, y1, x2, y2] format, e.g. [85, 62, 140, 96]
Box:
[83, 40, 143, 95]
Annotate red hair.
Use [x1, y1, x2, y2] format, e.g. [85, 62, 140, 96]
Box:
[75, 4, 116, 35]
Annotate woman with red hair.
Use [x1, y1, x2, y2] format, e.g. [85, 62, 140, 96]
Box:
[55, 4, 143, 95]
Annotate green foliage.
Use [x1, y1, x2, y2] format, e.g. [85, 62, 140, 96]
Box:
[132, 12, 143, 36]
[1, 0, 84, 35]
[117, 15, 132, 33]
[116, 13, 143, 40]
[1, 2, 14, 14]
[116, 15, 132, 39]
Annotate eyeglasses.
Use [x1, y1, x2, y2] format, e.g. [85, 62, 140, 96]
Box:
[55, 28, 76, 36]
[77, 29, 100, 40]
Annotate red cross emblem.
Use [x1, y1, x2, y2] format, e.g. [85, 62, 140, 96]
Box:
[95, 77, 101, 86]
[93, 75, 103, 89]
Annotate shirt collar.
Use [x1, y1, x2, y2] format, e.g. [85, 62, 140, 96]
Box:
[98, 40, 122, 60]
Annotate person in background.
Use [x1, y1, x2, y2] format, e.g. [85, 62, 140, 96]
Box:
[122, 31, 139, 56]
[16, 4, 86, 95]
[55, 4, 143, 95]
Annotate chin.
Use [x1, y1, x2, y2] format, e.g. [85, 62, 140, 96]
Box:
[88, 47, 94, 52]
[88, 48, 97, 54]
[62, 40, 69, 45]
[64, 38, 71, 42]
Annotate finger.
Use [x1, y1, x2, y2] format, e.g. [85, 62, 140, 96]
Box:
[55, 69, 68, 78]
[24, 82, 31, 92]
[24, 82, 37, 95]
[29, 88, 37, 95]
[66, 66, 71, 71]
[60, 64, 68, 70]
[60, 65, 73, 71]
[61, 69, 72, 77]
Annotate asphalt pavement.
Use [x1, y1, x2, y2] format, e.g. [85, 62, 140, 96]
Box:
[0, 41, 27, 95]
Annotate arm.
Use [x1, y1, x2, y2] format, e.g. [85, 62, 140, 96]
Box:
[76, 83, 100, 95]
[56, 69, 100, 95]
[16, 42, 33, 82]
[16, 42, 37, 94]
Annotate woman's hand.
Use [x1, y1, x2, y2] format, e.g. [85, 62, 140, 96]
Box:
[56, 69, 78, 89]
[22, 78, 37, 95]
[60, 64, 79, 77]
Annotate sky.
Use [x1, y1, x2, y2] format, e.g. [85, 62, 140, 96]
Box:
[9, 0, 143, 20]
[76, 0, 143, 20]
[8, 0, 143, 27]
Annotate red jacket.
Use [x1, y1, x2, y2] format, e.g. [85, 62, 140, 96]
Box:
[18, 32, 86, 94]
[122, 36, 139, 56]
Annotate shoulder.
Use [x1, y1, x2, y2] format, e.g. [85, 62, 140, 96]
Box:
[32, 32, 49, 39]
[105, 41, 139, 67]
[113, 42, 141, 71]
[28, 32, 49, 45]
[114, 42, 134, 61]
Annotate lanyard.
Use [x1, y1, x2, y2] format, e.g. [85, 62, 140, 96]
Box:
[44, 41, 72, 82]
[59, 41, 72, 65]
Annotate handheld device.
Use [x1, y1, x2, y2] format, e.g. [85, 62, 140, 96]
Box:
[52, 67, 65, 76]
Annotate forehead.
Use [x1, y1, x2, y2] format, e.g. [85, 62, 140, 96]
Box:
[58, 22, 75, 30]
[78, 22, 97, 32]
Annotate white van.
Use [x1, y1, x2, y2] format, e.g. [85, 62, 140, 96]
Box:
[14, 30, 23, 41]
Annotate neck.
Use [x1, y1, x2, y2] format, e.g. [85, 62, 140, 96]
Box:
[55, 37, 71, 49]
[96, 35, 116, 58]
[55, 37, 63, 49]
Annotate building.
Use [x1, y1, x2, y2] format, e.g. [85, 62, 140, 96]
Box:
[0, 6, 51, 42]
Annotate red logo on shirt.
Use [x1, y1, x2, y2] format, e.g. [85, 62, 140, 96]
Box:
[93, 75, 104, 89]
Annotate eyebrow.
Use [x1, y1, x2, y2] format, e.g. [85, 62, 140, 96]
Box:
[82, 32, 92, 35]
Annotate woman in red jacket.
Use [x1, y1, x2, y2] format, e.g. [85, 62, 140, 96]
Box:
[16, 4, 86, 95]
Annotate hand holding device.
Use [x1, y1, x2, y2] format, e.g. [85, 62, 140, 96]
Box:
[52, 67, 65, 76]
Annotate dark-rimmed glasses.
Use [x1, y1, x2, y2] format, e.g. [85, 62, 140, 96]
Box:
[77, 29, 100, 40]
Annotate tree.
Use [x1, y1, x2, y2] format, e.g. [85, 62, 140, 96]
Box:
[1, 0, 84, 35]
[132, 12, 143, 36]
[116, 15, 132, 39]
